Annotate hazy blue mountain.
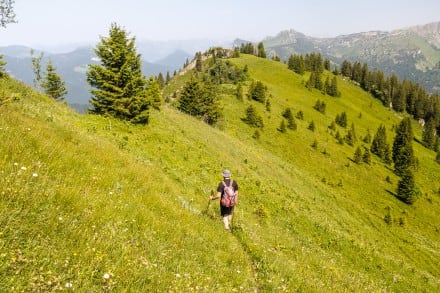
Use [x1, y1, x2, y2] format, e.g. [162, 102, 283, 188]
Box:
[136, 39, 229, 62]
[155, 49, 192, 70]
[264, 21, 440, 93]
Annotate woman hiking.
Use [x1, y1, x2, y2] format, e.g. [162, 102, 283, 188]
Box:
[210, 170, 239, 230]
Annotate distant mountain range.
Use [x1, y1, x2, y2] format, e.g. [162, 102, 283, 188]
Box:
[2, 21, 439, 111]
[263, 21, 440, 93]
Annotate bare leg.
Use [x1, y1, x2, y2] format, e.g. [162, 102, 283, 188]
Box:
[223, 216, 230, 230]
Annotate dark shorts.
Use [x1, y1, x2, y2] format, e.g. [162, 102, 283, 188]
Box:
[220, 205, 234, 216]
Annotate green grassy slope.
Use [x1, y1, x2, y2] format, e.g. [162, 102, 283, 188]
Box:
[1, 52, 439, 292]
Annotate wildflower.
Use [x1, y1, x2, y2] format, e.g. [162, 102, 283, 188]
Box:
[32, 173, 38, 177]
[175, 273, 181, 278]
[21, 166, 27, 171]
[109, 191, 113, 195]
[103, 273, 110, 280]
[65, 282, 73, 288]
[13, 162, 18, 166]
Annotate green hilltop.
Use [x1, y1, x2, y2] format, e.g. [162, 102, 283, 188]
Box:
[1, 52, 439, 291]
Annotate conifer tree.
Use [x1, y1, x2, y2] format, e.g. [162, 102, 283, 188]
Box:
[288, 54, 305, 75]
[353, 146, 362, 164]
[397, 169, 417, 204]
[328, 121, 336, 131]
[178, 78, 201, 116]
[340, 60, 352, 77]
[248, 80, 267, 103]
[308, 121, 315, 132]
[336, 131, 344, 145]
[257, 42, 266, 58]
[324, 58, 331, 71]
[362, 147, 371, 164]
[156, 73, 165, 89]
[422, 118, 436, 149]
[394, 144, 415, 176]
[177, 79, 221, 125]
[371, 124, 388, 160]
[165, 71, 171, 84]
[282, 108, 296, 130]
[335, 112, 347, 128]
[264, 99, 271, 113]
[236, 83, 243, 101]
[363, 129, 372, 143]
[287, 116, 297, 130]
[313, 100, 326, 114]
[328, 76, 340, 97]
[40, 60, 68, 100]
[392, 117, 415, 175]
[278, 120, 286, 133]
[345, 128, 356, 146]
[195, 52, 203, 72]
[242, 105, 264, 128]
[146, 77, 162, 110]
[87, 23, 149, 124]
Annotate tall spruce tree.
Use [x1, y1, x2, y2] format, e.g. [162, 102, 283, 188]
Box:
[353, 146, 362, 164]
[146, 77, 162, 111]
[257, 42, 266, 58]
[392, 117, 415, 175]
[156, 73, 165, 89]
[87, 23, 149, 124]
[371, 124, 389, 161]
[195, 52, 203, 72]
[248, 80, 267, 103]
[422, 118, 436, 149]
[397, 169, 417, 204]
[40, 60, 68, 100]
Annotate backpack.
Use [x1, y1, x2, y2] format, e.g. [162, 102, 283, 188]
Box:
[220, 180, 237, 207]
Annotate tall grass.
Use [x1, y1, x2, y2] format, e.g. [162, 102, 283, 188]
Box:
[1, 53, 439, 293]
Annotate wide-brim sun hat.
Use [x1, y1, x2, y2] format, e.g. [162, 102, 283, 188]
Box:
[222, 169, 231, 177]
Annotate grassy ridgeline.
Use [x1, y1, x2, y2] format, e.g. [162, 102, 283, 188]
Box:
[1, 52, 439, 292]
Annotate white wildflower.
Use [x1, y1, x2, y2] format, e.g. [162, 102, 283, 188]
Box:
[65, 282, 73, 288]
[21, 166, 27, 171]
[13, 162, 18, 166]
[175, 273, 181, 278]
[32, 173, 38, 177]
[103, 273, 110, 280]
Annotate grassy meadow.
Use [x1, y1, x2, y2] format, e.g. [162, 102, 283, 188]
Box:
[0, 53, 439, 291]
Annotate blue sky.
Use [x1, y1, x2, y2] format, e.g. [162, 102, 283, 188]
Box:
[1, 0, 439, 49]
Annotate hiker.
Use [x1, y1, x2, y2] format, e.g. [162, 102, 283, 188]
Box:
[210, 169, 239, 230]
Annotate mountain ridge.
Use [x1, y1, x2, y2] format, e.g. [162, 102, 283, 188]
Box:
[264, 21, 440, 93]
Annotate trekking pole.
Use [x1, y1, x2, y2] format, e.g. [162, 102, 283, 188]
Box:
[203, 190, 214, 215]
